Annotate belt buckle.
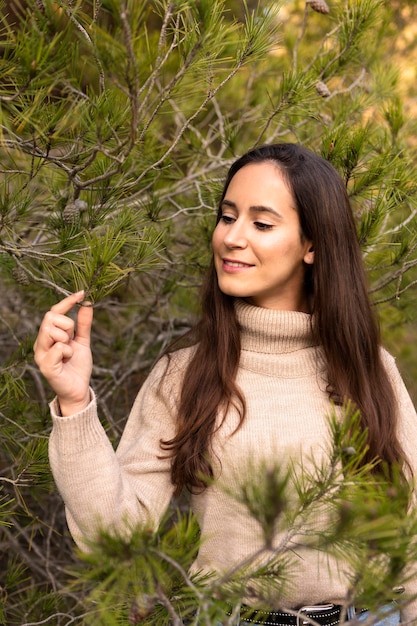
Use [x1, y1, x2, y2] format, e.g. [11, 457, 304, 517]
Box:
[296, 604, 336, 626]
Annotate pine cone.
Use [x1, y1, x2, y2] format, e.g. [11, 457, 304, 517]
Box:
[12, 266, 30, 285]
[62, 199, 88, 224]
[316, 81, 331, 97]
[306, 0, 330, 14]
[62, 202, 79, 223]
[128, 596, 156, 624]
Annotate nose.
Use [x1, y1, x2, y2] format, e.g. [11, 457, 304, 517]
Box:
[223, 219, 248, 249]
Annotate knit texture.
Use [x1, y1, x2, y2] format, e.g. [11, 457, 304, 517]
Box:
[49, 299, 417, 619]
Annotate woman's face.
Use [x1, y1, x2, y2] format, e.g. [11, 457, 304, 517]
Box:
[212, 161, 314, 311]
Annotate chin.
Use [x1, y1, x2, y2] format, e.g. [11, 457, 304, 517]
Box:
[218, 285, 249, 299]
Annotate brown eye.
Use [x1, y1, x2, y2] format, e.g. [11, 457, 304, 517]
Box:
[254, 222, 273, 231]
[220, 215, 235, 224]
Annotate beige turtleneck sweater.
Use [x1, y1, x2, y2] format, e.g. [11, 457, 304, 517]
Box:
[49, 300, 417, 620]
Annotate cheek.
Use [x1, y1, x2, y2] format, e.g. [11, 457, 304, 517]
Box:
[211, 225, 222, 251]
[258, 234, 305, 261]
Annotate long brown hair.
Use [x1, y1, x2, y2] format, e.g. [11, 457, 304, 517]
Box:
[161, 143, 408, 495]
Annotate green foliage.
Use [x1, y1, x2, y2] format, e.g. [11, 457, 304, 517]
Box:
[1, 0, 417, 623]
[56, 408, 417, 625]
[67, 511, 206, 625]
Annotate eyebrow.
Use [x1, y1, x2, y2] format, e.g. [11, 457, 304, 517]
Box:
[221, 199, 282, 217]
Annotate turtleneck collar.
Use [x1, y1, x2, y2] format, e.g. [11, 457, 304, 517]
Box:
[235, 299, 316, 353]
[234, 299, 324, 378]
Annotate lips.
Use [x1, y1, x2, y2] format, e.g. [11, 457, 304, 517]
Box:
[222, 259, 254, 272]
[225, 260, 251, 268]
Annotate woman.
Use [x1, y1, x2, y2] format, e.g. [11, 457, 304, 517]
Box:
[34, 143, 417, 624]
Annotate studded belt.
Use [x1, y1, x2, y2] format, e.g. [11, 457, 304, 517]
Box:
[230, 603, 368, 626]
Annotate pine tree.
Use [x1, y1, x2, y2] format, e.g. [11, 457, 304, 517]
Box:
[1, 0, 417, 623]
[55, 409, 417, 625]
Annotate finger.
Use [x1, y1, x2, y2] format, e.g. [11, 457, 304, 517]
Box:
[48, 325, 75, 345]
[74, 302, 93, 344]
[50, 291, 85, 316]
[49, 341, 74, 364]
[35, 313, 75, 352]
[35, 340, 74, 372]
[36, 291, 83, 349]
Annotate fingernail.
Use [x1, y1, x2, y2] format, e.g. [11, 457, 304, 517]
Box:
[79, 300, 93, 307]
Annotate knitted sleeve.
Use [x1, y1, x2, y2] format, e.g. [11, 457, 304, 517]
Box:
[381, 349, 417, 624]
[48, 352, 187, 551]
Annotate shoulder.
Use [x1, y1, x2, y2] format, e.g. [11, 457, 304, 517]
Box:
[128, 345, 197, 417]
[144, 345, 197, 393]
[379, 346, 397, 372]
[379, 346, 416, 408]
[379, 347, 406, 389]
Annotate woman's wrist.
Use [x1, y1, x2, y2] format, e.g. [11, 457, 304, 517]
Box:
[57, 393, 91, 417]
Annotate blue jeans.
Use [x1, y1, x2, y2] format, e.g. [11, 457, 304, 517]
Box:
[215, 604, 400, 626]
[357, 604, 400, 626]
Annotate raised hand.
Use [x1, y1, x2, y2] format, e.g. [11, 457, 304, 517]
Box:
[34, 291, 94, 416]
